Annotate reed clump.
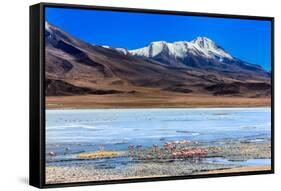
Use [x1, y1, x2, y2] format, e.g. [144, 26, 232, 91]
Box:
[78, 151, 118, 159]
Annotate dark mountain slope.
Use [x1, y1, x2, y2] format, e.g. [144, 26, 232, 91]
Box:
[45, 22, 271, 98]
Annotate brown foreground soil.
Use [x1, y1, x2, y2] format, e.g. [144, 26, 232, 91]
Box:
[46, 165, 271, 184]
[200, 165, 271, 174]
[46, 94, 271, 109]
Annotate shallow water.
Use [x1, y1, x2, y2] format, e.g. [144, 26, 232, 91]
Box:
[46, 107, 271, 167]
[205, 158, 271, 166]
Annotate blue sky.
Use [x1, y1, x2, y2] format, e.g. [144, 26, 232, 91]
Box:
[45, 7, 272, 70]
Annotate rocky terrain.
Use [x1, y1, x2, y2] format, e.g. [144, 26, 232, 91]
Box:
[45, 22, 271, 108]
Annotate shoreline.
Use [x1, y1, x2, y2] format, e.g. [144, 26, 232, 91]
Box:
[46, 165, 271, 184]
[46, 140, 271, 184]
[45, 95, 271, 109]
[199, 165, 271, 174]
[45, 106, 272, 110]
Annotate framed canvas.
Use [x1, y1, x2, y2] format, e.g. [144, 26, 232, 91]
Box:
[30, 2, 274, 188]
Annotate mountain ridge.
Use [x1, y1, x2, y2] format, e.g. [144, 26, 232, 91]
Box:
[129, 37, 234, 60]
[44, 22, 271, 99]
[101, 36, 267, 75]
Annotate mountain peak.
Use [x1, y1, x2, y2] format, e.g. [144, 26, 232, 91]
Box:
[192, 36, 213, 42]
[130, 37, 233, 60]
[191, 37, 216, 48]
[150, 41, 168, 45]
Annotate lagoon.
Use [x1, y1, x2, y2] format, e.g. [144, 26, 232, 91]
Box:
[46, 107, 271, 156]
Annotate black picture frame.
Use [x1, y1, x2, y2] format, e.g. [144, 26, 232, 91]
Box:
[30, 2, 275, 188]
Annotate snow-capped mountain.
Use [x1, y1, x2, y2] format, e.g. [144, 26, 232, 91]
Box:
[129, 37, 233, 61]
[127, 36, 268, 74]
[100, 37, 237, 67]
[45, 22, 270, 98]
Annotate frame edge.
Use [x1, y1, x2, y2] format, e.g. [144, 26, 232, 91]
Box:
[31, 2, 275, 188]
[29, 3, 44, 188]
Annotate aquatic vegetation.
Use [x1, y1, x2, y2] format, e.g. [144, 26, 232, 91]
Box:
[78, 151, 118, 159]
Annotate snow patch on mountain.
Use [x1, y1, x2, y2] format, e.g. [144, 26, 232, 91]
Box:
[45, 21, 51, 32]
[102, 45, 111, 49]
[116, 48, 129, 55]
[129, 37, 233, 61]
[101, 45, 129, 55]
